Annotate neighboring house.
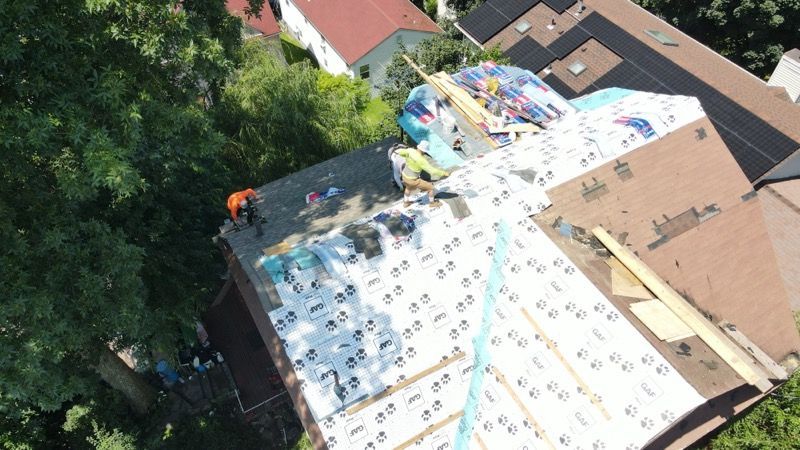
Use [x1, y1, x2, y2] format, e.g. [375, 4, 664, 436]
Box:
[768, 49, 800, 104]
[277, 0, 441, 89]
[225, 0, 280, 39]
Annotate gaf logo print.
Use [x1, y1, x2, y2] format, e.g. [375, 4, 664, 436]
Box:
[403, 386, 424, 411]
[345, 418, 368, 443]
[428, 305, 450, 329]
[314, 361, 337, 387]
[416, 247, 438, 269]
[467, 225, 486, 246]
[303, 295, 328, 320]
[373, 331, 398, 357]
[362, 270, 385, 294]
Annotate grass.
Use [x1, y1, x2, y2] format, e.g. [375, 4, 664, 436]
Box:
[290, 432, 313, 450]
[364, 97, 392, 124]
[280, 32, 317, 67]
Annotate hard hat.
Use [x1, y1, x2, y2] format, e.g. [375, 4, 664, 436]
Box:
[418, 140, 430, 153]
[239, 200, 248, 208]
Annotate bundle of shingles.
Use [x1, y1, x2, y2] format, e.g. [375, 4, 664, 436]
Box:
[403, 56, 541, 149]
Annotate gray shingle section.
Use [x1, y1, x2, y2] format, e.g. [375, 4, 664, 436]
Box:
[222, 137, 402, 253]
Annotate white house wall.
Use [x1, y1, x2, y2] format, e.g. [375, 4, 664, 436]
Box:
[767, 54, 800, 103]
[279, 0, 350, 75]
[350, 29, 437, 91]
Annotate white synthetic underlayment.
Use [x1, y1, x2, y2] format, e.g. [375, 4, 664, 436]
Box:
[265, 92, 706, 449]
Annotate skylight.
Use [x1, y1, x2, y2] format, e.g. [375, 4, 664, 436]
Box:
[645, 29, 678, 46]
[568, 61, 587, 76]
[515, 20, 531, 34]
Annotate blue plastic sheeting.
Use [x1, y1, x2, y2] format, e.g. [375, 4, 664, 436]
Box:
[571, 87, 635, 111]
[260, 256, 286, 284]
[285, 247, 322, 270]
[398, 86, 464, 169]
[454, 220, 512, 450]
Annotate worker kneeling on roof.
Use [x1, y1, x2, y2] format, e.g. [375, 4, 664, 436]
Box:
[227, 188, 259, 225]
[397, 140, 450, 209]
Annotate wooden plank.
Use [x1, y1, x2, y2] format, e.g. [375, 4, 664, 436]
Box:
[393, 411, 463, 450]
[629, 299, 695, 341]
[429, 73, 484, 123]
[491, 367, 556, 450]
[263, 241, 291, 256]
[611, 270, 654, 299]
[473, 432, 489, 450]
[346, 351, 466, 415]
[719, 321, 788, 380]
[488, 123, 541, 134]
[401, 55, 488, 143]
[606, 256, 641, 286]
[521, 308, 611, 420]
[430, 72, 495, 123]
[592, 227, 773, 392]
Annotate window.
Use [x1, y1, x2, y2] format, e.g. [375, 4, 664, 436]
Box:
[644, 30, 678, 46]
[359, 64, 370, 79]
[320, 39, 326, 54]
[568, 61, 587, 76]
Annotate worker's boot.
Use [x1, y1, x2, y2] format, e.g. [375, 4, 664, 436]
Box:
[429, 200, 442, 209]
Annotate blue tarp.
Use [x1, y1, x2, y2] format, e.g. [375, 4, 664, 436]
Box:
[571, 87, 635, 111]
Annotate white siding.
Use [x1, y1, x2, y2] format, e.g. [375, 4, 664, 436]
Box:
[279, 0, 350, 75]
[767, 53, 800, 103]
[349, 29, 438, 91]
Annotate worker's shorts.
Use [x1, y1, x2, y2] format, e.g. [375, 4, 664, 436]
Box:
[402, 176, 434, 193]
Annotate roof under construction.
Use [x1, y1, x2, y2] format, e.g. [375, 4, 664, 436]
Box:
[218, 66, 799, 449]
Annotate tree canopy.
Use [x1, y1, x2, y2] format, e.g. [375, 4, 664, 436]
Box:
[216, 41, 392, 187]
[380, 35, 508, 115]
[0, 0, 260, 416]
[634, 0, 800, 78]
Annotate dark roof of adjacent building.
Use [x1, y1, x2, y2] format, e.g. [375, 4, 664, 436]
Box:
[287, 0, 441, 65]
[226, 0, 281, 37]
[457, 0, 800, 183]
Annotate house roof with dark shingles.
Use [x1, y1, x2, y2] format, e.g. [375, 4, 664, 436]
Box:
[458, 0, 800, 183]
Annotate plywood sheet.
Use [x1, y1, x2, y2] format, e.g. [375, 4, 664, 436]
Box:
[630, 299, 695, 341]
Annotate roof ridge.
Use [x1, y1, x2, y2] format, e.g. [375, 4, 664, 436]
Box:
[366, 0, 403, 31]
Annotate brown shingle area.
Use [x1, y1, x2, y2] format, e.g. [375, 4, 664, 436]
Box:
[536, 38, 622, 93]
[485, 2, 577, 50]
[761, 180, 800, 311]
[539, 117, 800, 361]
[534, 222, 745, 399]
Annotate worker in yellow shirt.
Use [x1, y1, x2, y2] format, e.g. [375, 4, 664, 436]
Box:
[397, 141, 450, 208]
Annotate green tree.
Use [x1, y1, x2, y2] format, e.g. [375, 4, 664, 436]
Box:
[0, 0, 257, 419]
[216, 42, 384, 186]
[633, 0, 800, 78]
[380, 35, 509, 115]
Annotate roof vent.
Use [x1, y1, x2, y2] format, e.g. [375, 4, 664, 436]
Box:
[515, 20, 532, 34]
[568, 61, 587, 76]
[644, 30, 678, 46]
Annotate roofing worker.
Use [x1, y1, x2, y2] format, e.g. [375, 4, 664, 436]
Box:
[387, 143, 407, 190]
[227, 188, 259, 225]
[397, 140, 449, 208]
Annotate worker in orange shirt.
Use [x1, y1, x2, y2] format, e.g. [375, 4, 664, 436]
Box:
[227, 188, 259, 225]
